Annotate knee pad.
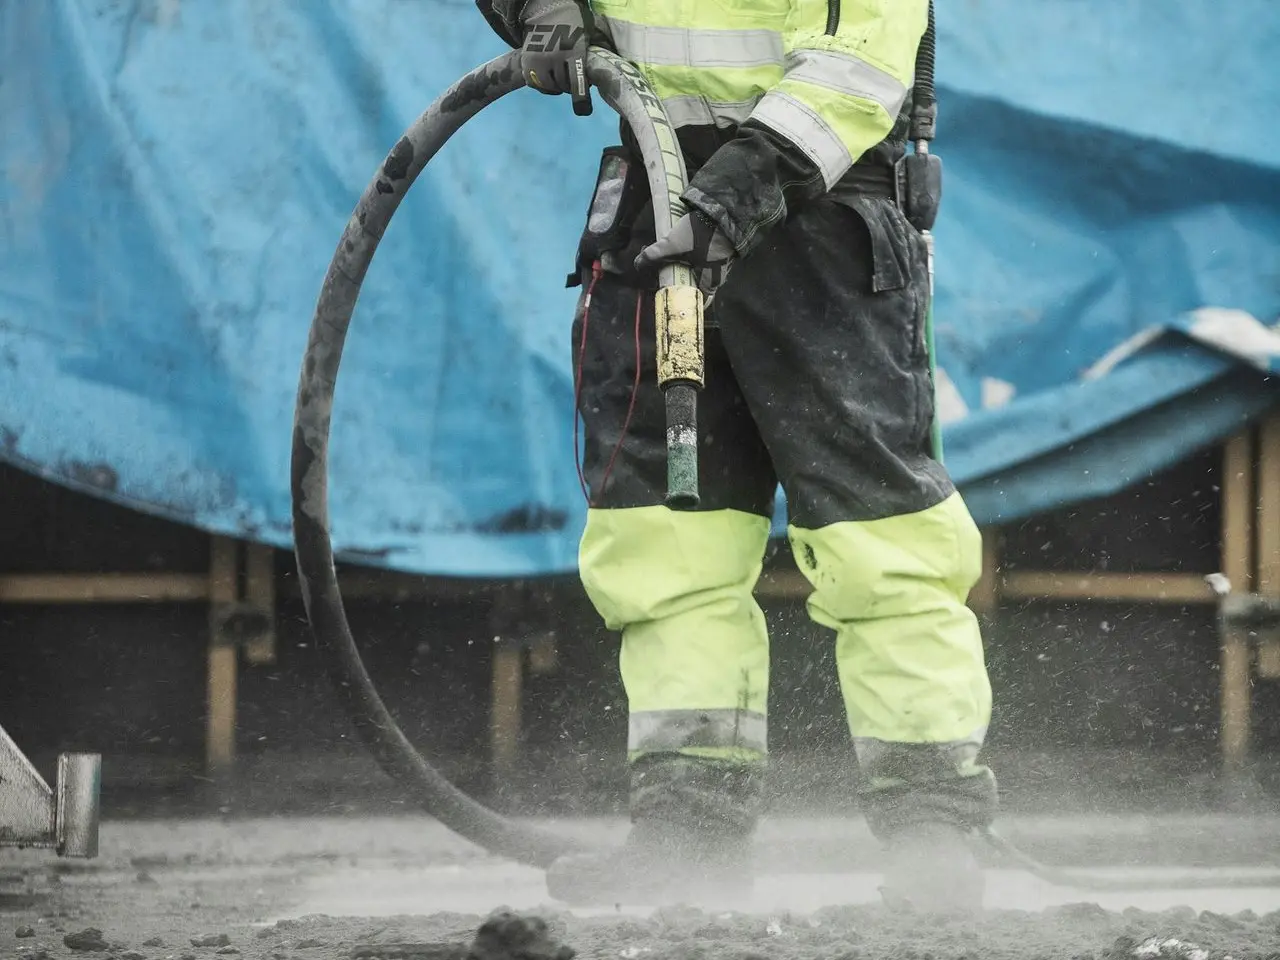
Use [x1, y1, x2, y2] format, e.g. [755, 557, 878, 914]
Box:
[578, 506, 771, 629]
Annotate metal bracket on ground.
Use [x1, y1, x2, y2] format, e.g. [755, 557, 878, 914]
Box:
[0, 724, 100, 858]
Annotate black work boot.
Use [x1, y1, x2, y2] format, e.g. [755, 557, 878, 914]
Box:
[544, 817, 752, 907]
[878, 821, 985, 915]
[544, 755, 760, 907]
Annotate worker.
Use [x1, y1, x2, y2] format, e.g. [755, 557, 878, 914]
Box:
[476, 0, 998, 913]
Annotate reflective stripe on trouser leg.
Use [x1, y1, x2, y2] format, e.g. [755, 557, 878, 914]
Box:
[578, 505, 772, 767]
[788, 492, 997, 835]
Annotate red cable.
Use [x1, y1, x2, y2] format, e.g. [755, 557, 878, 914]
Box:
[572, 261, 602, 505]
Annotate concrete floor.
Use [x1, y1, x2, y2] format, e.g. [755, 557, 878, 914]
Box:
[275, 815, 1280, 918]
[286, 860, 1280, 919]
[5, 815, 1280, 959]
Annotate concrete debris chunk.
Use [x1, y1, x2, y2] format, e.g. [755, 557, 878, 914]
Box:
[191, 933, 232, 948]
[64, 928, 109, 952]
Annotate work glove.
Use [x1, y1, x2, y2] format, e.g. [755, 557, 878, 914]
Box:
[519, 0, 594, 116]
[634, 209, 737, 299]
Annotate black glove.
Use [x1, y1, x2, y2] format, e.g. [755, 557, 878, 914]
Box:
[634, 209, 737, 299]
[519, 0, 594, 116]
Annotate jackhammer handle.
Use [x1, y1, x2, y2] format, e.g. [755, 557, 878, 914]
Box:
[664, 383, 699, 509]
[653, 280, 704, 509]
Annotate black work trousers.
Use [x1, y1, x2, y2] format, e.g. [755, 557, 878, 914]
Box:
[573, 183, 953, 524]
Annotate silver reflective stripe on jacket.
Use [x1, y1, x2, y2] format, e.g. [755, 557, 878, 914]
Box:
[750, 90, 852, 188]
[598, 16, 785, 68]
[784, 49, 910, 117]
[662, 94, 759, 129]
[629, 707, 768, 754]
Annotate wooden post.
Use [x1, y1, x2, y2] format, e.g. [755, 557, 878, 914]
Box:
[1256, 414, 1280, 677]
[242, 543, 277, 665]
[490, 645, 523, 773]
[206, 536, 239, 774]
[527, 634, 558, 675]
[1219, 432, 1256, 773]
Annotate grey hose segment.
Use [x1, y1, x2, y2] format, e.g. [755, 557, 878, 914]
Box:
[584, 48, 695, 292]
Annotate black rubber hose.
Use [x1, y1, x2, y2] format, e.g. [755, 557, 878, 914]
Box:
[291, 47, 691, 870]
[982, 828, 1280, 892]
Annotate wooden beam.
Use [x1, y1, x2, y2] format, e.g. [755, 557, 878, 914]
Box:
[0, 573, 210, 604]
[1001, 571, 1215, 604]
[968, 527, 1001, 615]
[490, 645, 523, 773]
[206, 536, 239, 775]
[281, 569, 498, 602]
[1220, 431, 1256, 772]
[757, 555, 1215, 607]
[755, 567, 811, 599]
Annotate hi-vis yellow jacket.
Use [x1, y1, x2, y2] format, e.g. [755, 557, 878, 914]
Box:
[591, 0, 927, 190]
[482, 0, 929, 252]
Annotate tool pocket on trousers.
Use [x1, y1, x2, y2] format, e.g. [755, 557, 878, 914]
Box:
[827, 194, 932, 446]
[828, 194, 928, 358]
[567, 146, 651, 289]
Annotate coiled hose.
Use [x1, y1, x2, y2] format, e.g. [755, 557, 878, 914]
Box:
[290, 46, 694, 870]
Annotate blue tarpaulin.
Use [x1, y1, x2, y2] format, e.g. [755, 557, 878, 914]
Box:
[2, 0, 1278, 577]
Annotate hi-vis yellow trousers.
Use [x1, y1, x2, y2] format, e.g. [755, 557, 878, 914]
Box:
[571, 168, 997, 837]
